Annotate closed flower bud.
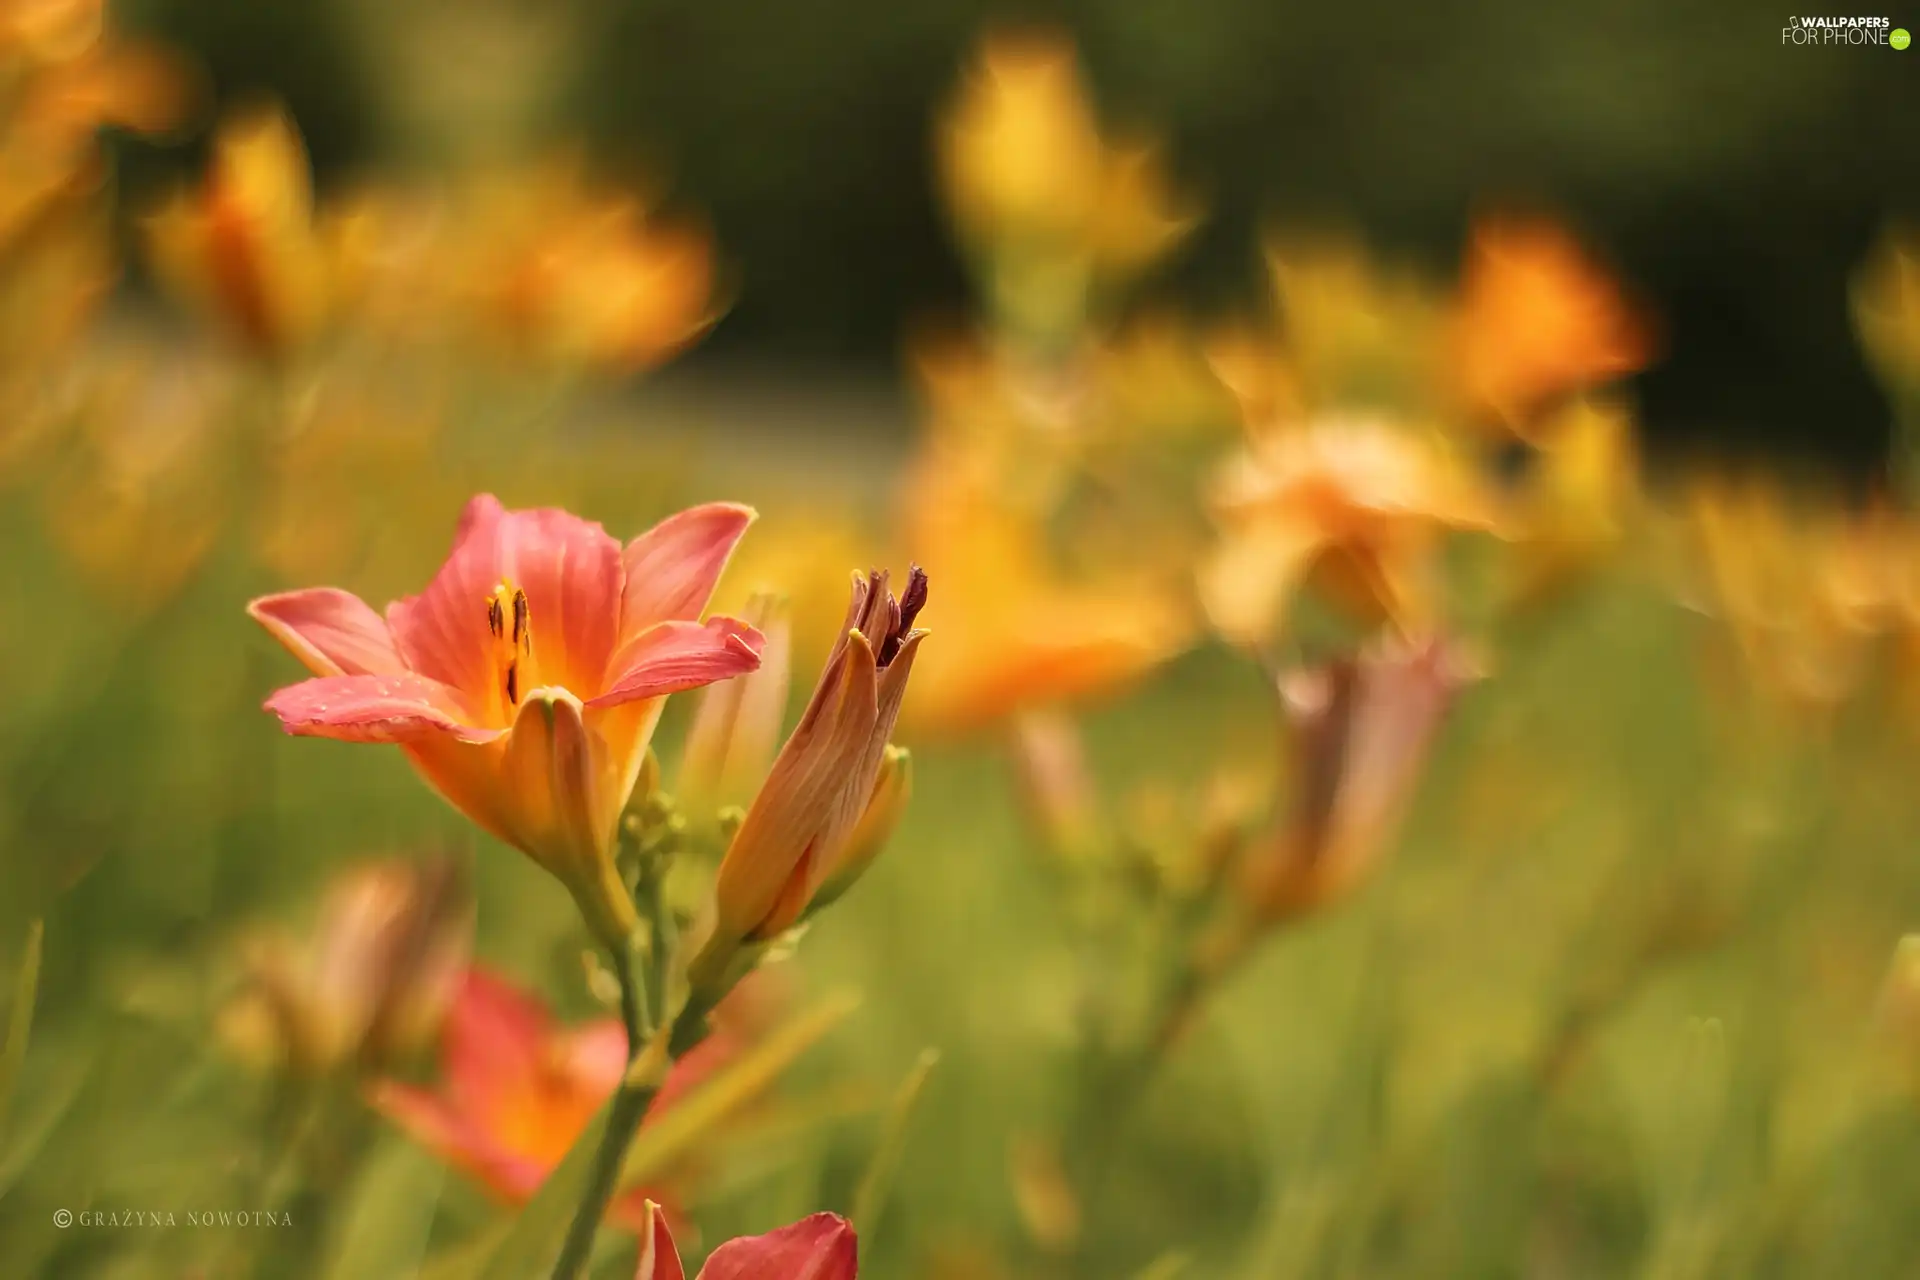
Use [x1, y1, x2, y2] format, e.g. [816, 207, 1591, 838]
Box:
[808, 745, 912, 916]
[691, 568, 928, 991]
[220, 854, 472, 1077]
[1239, 634, 1479, 922]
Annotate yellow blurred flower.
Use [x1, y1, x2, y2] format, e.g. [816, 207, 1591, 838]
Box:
[454, 159, 720, 375]
[1494, 395, 1642, 609]
[909, 318, 1231, 528]
[936, 31, 1197, 278]
[317, 186, 462, 345]
[1681, 476, 1904, 717]
[711, 507, 881, 664]
[898, 463, 1191, 736]
[1257, 233, 1444, 420]
[1200, 416, 1499, 647]
[1853, 224, 1920, 392]
[1447, 215, 1654, 435]
[39, 345, 236, 608]
[910, 326, 1088, 513]
[143, 104, 329, 359]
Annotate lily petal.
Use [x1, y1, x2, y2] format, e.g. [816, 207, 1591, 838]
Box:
[502, 506, 626, 694]
[496, 689, 639, 948]
[634, 1202, 687, 1280]
[263, 674, 497, 744]
[387, 494, 626, 703]
[369, 1079, 571, 1208]
[697, 1213, 858, 1280]
[620, 502, 757, 639]
[387, 494, 512, 697]
[442, 969, 552, 1116]
[594, 617, 766, 708]
[708, 632, 880, 947]
[1200, 518, 1323, 648]
[249, 588, 405, 677]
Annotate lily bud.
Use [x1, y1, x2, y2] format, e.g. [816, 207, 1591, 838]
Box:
[678, 593, 793, 817]
[807, 745, 912, 916]
[220, 854, 472, 1077]
[1239, 634, 1478, 923]
[691, 568, 928, 991]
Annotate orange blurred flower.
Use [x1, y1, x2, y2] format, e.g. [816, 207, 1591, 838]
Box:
[370, 967, 741, 1229]
[1200, 416, 1498, 647]
[251, 497, 764, 949]
[910, 321, 1231, 519]
[219, 855, 471, 1076]
[1, 0, 189, 249]
[457, 160, 720, 374]
[898, 466, 1191, 735]
[143, 104, 329, 358]
[1224, 234, 1444, 423]
[1448, 215, 1654, 434]
[1494, 395, 1642, 610]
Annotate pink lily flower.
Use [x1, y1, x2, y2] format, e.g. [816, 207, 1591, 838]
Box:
[635, 1201, 857, 1279]
[249, 495, 764, 947]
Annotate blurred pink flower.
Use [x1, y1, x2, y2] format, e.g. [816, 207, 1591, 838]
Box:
[250, 495, 764, 947]
[369, 967, 740, 1231]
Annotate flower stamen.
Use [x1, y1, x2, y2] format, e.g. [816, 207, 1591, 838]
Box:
[876, 564, 930, 667]
[486, 580, 533, 715]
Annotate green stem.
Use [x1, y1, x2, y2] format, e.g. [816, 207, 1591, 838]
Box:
[548, 945, 667, 1280]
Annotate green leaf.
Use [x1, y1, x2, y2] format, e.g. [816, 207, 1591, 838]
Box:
[415, 1221, 512, 1280]
[0, 919, 44, 1149]
[319, 1136, 449, 1280]
[0, 1049, 90, 1197]
[851, 1047, 940, 1238]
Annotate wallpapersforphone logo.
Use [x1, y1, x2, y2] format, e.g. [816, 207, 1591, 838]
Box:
[52, 1208, 293, 1229]
[1782, 15, 1907, 45]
